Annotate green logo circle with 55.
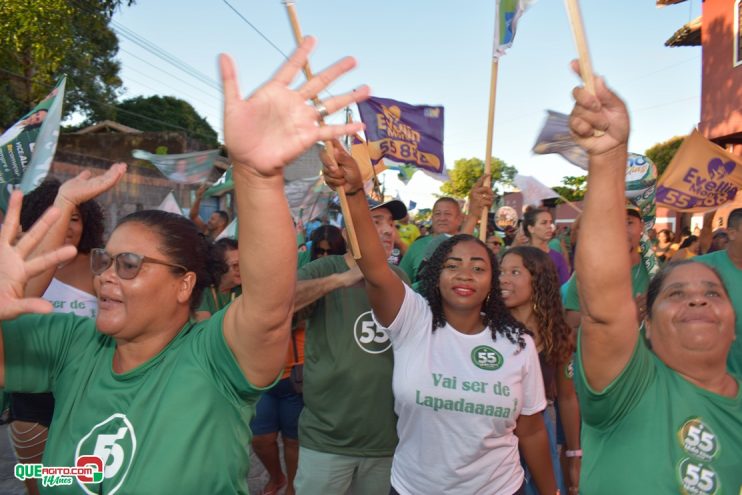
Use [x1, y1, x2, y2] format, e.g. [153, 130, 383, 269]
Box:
[471, 345, 504, 370]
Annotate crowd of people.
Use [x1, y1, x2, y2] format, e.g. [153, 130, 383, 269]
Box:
[0, 37, 739, 495]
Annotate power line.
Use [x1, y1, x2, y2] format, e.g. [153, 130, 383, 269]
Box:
[220, 0, 334, 99]
[65, 0, 223, 94]
[120, 48, 222, 104]
[0, 66, 219, 142]
[222, 0, 290, 59]
[111, 21, 222, 92]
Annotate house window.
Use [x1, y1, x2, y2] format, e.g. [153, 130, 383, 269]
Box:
[736, 0, 742, 66]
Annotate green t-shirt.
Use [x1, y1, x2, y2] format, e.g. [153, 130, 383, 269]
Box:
[696, 250, 742, 376]
[196, 286, 242, 315]
[398, 235, 435, 284]
[399, 234, 451, 291]
[562, 262, 650, 312]
[574, 335, 742, 495]
[2, 309, 267, 494]
[298, 255, 409, 456]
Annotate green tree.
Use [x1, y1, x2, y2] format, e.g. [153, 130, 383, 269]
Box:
[440, 157, 516, 199]
[645, 135, 685, 177]
[112, 95, 219, 148]
[552, 175, 587, 202]
[0, 0, 133, 129]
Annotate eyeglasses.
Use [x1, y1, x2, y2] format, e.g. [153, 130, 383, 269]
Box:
[91, 248, 188, 280]
[315, 247, 332, 256]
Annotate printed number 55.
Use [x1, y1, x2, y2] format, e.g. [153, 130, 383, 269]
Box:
[360, 321, 389, 344]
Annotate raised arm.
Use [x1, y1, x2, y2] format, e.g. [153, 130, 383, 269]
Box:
[220, 37, 369, 386]
[460, 174, 494, 235]
[294, 259, 362, 312]
[188, 183, 208, 233]
[24, 164, 126, 298]
[0, 191, 79, 386]
[569, 64, 638, 391]
[321, 143, 405, 326]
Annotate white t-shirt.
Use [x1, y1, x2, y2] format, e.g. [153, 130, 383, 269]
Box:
[43, 277, 98, 318]
[376, 284, 546, 495]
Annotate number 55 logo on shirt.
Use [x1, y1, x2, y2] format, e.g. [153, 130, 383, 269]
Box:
[75, 413, 137, 495]
[353, 311, 392, 354]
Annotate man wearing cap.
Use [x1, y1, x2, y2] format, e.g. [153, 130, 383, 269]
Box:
[562, 206, 649, 329]
[292, 198, 410, 495]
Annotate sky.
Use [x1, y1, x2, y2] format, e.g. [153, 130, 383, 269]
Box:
[110, 0, 703, 210]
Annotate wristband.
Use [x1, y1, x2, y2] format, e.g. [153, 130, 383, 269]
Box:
[565, 449, 583, 458]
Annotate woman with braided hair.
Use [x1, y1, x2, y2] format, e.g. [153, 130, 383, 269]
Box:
[321, 141, 556, 495]
[500, 246, 581, 495]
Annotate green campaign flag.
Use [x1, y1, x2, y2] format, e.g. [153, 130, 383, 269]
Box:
[204, 166, 233, 197]
[0, 77, 66, 211]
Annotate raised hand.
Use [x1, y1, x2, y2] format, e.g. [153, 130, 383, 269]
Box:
[568, 60, 630, 157]
[319, 139, 364, 195]
[0, 192, 77, 320]
[57, 162, 127, 209]
[468, 174, 494, 216]
[221, 37, 370, 177]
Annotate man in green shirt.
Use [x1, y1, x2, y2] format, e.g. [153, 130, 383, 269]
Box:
[562, 206, 649, 329]
[696, 207, 742, 375]
[293, 198, 410, 495]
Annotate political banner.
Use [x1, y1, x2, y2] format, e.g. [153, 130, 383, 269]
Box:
[493, 0, 533, 59]
[0, 77, 66, 210]
[357, 96, 445, 176]
[532, 110, 589, 169]
[204, 166, 233, 197]
[656, 129, 742, 212]
[132, 149, 218, 184]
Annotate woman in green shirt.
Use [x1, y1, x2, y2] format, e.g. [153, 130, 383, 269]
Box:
[0, 37, 369, 494]
[569, 63, 740, 495]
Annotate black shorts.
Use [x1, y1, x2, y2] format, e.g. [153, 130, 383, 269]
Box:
[9, 393, 55, 427]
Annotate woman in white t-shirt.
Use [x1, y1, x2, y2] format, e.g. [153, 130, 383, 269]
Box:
[321, 143, 557, 495]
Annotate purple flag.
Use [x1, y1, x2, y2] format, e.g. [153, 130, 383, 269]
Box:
[357, 96, 445, 176]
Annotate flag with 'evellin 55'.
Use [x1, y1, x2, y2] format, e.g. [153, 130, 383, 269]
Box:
[493, 0, 534, 59]
[357, 96, 445, 176]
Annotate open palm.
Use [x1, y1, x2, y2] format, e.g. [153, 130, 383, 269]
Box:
[0, 192, 76, 320]
[221, 37, 369, 177]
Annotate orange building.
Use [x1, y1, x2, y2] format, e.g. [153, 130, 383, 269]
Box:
[665, 0, 742, 228]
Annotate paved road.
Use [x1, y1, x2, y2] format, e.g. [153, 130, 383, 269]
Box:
[0, 424, 280, 494]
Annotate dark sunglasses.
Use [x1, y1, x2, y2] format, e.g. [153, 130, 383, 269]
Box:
[315, 247, 332, 256]
[91, 248, 188, 280]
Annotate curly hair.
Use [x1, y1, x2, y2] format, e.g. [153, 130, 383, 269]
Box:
[419, 234, 529, 350]
[20, 178, 104, 254]
[502, 247, 574, 365]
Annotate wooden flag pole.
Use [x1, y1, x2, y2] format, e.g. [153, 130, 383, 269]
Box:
[479, 59, 499, 242]
[564, 0, 604, 135]
[284, 1, 361, 259]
